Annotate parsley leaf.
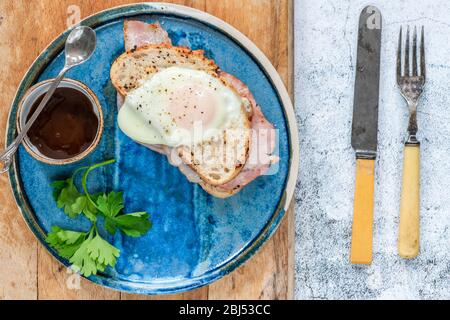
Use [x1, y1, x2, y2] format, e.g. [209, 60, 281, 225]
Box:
[71, 195, 98, 222]
[51, 180, 67, 201]
[96, 191, 124, 218]
[68, 227, 120, 277]
[55, 178, 82, 218]
[94, 191, 152, 237]
[104, 216, 118, 235]
[106, 212, 153, 237]
[46, 226, 86, 259]
[69, 231, 100, 277]
[86, 232, 120, 267]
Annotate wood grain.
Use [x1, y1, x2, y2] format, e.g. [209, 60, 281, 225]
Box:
[0, 0, 293, 300]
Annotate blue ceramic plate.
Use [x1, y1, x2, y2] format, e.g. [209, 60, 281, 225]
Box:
[6, 3, 298, 295]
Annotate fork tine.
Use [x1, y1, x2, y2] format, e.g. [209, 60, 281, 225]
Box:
[404, 26, 410, 76]
[412, 26, 418, 76]
[420, 26, 426, 78]
[397, 26, 402, 80]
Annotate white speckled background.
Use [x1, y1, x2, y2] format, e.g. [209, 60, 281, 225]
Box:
[294, 0, 449, 299]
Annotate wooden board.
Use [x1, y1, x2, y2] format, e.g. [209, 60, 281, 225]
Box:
[0, 0, 293, 300]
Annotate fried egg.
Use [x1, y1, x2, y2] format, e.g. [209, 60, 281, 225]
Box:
[118, 66, 246, 147]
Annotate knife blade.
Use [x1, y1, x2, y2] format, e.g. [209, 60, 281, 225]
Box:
[350, 5, 382, 265]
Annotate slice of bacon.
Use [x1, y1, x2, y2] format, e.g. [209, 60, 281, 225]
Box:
[124, 20, 172, 51]
[218, 72, 278, 190]
[119, 20, 278, 192]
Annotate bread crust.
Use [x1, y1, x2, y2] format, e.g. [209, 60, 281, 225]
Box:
[199, 181, 243, 199]
[110, 44, 219, 96]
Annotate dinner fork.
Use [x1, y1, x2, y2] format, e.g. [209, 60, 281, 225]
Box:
[396, 26, 426, 259]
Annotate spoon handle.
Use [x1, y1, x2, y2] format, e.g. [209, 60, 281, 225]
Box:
[0, 66, 70, 173]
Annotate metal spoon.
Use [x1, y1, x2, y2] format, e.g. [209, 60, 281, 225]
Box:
[0, 26, 96, 173]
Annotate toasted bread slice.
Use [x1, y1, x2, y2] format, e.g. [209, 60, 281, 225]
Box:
[177, 114, 251, 186]
[111, 44, 251, 186]
[110, 44, 219, 96]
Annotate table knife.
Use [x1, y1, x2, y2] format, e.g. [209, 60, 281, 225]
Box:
[350, 6, 382, 265]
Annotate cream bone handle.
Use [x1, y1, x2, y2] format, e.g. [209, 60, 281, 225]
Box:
[351, 158, 375, 265]
[398, 144, 420, 259]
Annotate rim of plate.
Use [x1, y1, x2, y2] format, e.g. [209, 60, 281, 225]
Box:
[5, 2, 299, 295]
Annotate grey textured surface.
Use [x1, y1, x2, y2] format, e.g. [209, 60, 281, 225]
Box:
[294, 0, 450, 299]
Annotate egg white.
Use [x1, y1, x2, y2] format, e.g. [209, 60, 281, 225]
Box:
[118, 66, 244, 147]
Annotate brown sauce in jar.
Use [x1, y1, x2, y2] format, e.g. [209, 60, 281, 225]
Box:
[26, 87, 99, 159]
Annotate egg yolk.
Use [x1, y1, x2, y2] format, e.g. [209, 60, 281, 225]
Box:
[167, 84, 217, 130]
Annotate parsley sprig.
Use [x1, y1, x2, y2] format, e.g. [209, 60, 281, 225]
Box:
[46, 159, 152, 277]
